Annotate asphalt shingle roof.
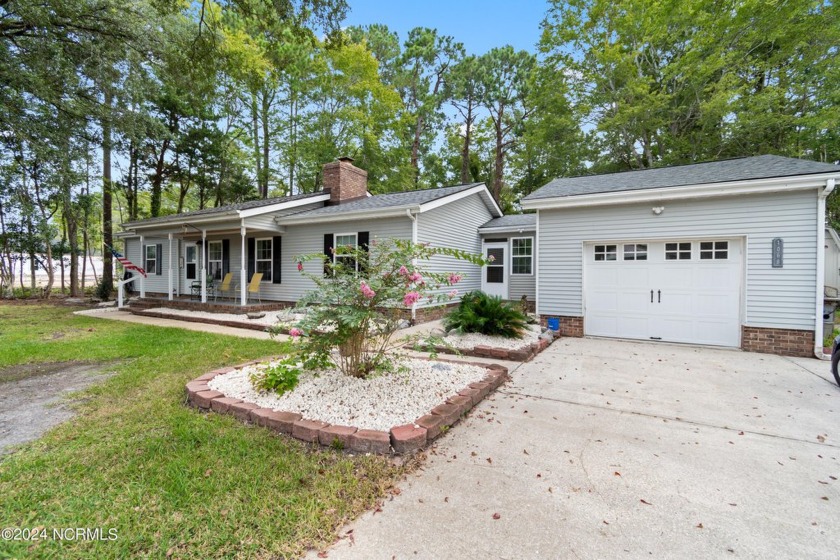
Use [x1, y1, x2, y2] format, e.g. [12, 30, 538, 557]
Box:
[524, 155, 840, 200]
[286, 183, 484, 217]
[121, 191, 328, 227]
[480, 214, 536, 229]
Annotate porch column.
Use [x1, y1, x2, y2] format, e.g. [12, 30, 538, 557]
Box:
[139, 234, 146, 298]
[240, 223, 247, 306]
[167, 233, 173, 301]
[201, 229, 207, 303]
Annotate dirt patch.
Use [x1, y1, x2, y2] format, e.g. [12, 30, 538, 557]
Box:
[0, 362, 116, 455]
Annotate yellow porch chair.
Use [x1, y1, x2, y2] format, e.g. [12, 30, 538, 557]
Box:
[245, 272, 263, 304]
[215, 272, 235, 301]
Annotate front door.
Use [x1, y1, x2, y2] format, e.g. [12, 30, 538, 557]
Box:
[482, 242, 508, 299]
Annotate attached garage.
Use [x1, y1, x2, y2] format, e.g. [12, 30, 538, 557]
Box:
[584, 239, 742, 347]
[521, 155, 840, 357]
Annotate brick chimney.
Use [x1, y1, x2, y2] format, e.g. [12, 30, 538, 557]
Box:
[322, 157, 368, 204]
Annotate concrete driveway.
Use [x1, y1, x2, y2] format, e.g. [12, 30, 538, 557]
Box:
[312, 338, 840, 559]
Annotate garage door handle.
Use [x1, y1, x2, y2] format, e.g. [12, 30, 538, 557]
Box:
[650, 289, 654, 303]
[658, 290, 661, 303]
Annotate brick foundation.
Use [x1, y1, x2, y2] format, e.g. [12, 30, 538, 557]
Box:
[412, 302, 459, 323]
[741, 326, 814, 358]
[539, 315, 584, 338]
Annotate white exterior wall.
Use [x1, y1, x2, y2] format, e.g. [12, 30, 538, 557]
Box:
[825, 229, 840, 293]
[417, 194, 493, 302]
[537, 190, 818, 330]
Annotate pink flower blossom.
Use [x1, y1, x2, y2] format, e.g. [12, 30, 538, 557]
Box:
[448, 289, 458, 299]
[398, 265, 409, 276]
[360, 281, 376, 299]
[297, 261, 303, 272]
[448, 273, 462, 285]
[289, 327, 303, 338]
[488, 254, 495, 262]
[403, 291, 420, 307]
[408, 271, 423, 283]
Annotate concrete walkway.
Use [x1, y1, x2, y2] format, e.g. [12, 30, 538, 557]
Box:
[75, 308, 275, 339]
[311, 338, 840, 560]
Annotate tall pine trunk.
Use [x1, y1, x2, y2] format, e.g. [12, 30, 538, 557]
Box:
[102, 88, 114, 296]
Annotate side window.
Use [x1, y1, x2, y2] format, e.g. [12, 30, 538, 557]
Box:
[594, 245, 617, 261]
[511, 237, 533, 274]
[334, 233, 358, 273]
[700, 241, 728, 260]
[255, 238, 272, 282]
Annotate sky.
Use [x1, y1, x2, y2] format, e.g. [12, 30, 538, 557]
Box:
[342, 0, 548, 55]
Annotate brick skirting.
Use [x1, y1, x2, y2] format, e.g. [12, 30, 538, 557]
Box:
[539, 315, 584, 338]
[187, 360, 510, 455]
[741, 326, 814, 358]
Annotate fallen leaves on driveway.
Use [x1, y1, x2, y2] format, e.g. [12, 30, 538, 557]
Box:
[640, 499, 652, 505]
[492, 513, 501, 520]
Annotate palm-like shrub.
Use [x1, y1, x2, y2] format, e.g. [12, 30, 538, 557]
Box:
[444, 290, 528, 338]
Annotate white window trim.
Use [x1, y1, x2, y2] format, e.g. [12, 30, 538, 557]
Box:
[593, 244, 618, 262]
[255, 237, 273, 282]
[144, 244, 158, 275]
[622, 243, 648, 261]
[665, 241, 692, 261]
[333, 232, 359, 273]
[699, 240, 729, 260]
[510, 236, 534, 276]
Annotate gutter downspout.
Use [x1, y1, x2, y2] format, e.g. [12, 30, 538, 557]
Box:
[406, 209, 418, 322]
[815, 178, 835, 360]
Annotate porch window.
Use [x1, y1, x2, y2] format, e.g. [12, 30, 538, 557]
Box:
[144, 245, 158, 275]
[511, 237, 533, 274]
[208, 241, 223, 280]
[334, 233, 358, 273]
[255, 238, 273, 282]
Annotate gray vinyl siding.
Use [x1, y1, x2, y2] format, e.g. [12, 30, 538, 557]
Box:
[537, 190, 818, 330]
[417, 194, 492, 303]
[259, 215, 413, 302]
[124, 236, 175, 295]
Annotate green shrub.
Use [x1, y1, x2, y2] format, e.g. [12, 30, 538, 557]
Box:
[249, 358, 302, 395]
[443, 290, 528, 338]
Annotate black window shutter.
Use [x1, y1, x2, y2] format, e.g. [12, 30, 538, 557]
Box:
[156, 243, 163, 275]
[247, 237, 255, 281]
[358, 231, 370, 275]
[323, 233, 333, 277]
[222, 239, 230, 277]
[272, 236, 282, 284]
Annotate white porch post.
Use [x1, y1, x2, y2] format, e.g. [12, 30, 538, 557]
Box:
[201, 229, 207, 303]
[139, 235, 146, 298]
[240, 223, 247, 306]
[167, 233, 173, 301]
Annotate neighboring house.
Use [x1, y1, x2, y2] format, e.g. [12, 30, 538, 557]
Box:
[117, 158, 502, 320]
[521, 155, 840, 358]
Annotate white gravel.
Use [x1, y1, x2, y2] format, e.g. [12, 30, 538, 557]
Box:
[436, 324, 542, 351]
[208, 357, 488, 432]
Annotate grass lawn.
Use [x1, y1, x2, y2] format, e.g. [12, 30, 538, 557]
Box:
[0, 303, 406, 559]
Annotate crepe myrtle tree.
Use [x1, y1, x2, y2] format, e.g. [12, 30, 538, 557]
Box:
[278, 238, 489, 379]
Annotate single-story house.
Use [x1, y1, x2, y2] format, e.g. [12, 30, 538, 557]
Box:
[117, 157, 530, 321]
[521, 155, 840, 358]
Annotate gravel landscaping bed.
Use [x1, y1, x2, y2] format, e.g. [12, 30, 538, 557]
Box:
[440, 324, 542, 351]
[207, 357, 489, 432]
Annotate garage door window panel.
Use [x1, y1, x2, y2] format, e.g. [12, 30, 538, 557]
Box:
[623, 243, 647, 261]
[665, 242, 692, 260]
[594, 245, 617, 261]
[700, 241, 728, 260]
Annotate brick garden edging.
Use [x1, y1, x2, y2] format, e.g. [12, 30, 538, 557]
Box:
[408, 334, 554, 362]
[185, 361, 509, 456]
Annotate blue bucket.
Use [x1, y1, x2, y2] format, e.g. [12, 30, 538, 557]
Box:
[547, 317, 560, 332]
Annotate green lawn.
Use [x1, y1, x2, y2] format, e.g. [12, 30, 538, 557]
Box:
[0, 303, 405, 559]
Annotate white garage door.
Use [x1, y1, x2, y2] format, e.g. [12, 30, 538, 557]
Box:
[584, 239, 742, 347]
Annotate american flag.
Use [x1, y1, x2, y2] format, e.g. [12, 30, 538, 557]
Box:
[110, 246, 147, 277]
